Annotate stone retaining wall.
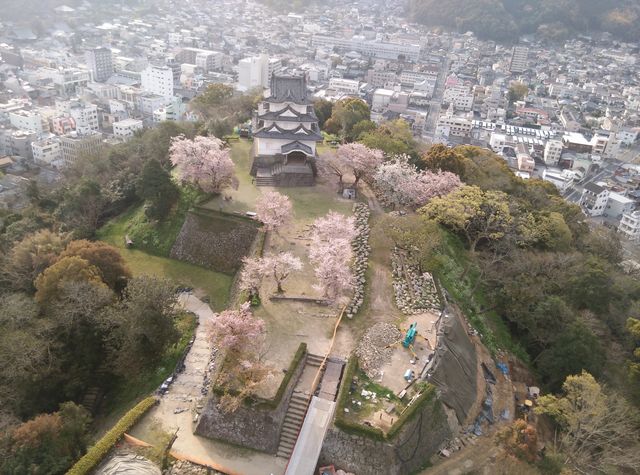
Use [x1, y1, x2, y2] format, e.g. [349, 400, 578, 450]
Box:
[319, 394, 453, 475]
[194, 351, 307, 454]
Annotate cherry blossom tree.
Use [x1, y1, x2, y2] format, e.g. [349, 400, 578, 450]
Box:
[337, 143, 384, 187]
[310, 246, 354, 301]
[255, 191, 293, 233]
[310, 211, 356, 245]
[208, 303, 273, 413]
[318, 153, 349, 191]
[208, 302, 265, 356]
[239, 256, 265, 297]
[374, 154, 462, 209]
[308, 212, 356, 301]
[169, 135, 238, 194]
[239, 253, 302, 296]
[260, 252, 302, 293]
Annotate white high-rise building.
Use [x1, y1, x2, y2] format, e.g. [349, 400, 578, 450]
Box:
[237, 54, 281, 91]
[544, 139, 563, 165]
[69, 103, 99, 134]
[141, 65, 174, 99]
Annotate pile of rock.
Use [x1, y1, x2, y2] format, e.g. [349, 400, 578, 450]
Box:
[164, 460, 223, 475]
[346, 203, 371, 319]
[391, 248, 441, 315]
[355, 322, 403, 379]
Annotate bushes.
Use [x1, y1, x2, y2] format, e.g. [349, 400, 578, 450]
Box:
[66, 396, 158, 475]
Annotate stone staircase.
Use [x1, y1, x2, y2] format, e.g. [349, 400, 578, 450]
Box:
[256, 167, 276, 186]
[276, 390, 311, 458]
[306, 352, 326, 370]
[276, 353, 326, 459]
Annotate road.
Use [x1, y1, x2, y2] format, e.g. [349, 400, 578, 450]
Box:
[422, 55, 451, 139]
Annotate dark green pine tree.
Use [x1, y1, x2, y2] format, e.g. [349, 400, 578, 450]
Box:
[137, 159, 179, 220]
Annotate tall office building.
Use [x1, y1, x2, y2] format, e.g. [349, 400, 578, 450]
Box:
[85, 47, 114, 82]
[141, 64, 174, 99]
[510, 46, 529, 74]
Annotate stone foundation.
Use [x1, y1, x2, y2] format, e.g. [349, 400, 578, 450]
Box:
[194, 351, 307, 454]
[319, 395, 453, 475]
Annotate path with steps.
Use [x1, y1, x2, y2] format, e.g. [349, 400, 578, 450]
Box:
[275, 353, 325, 459]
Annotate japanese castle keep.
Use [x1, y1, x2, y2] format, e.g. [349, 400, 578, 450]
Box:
[251, 74, 322, 186]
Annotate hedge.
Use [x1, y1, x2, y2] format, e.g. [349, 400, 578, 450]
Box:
[210, 342, 307, 410]
[66, 396, 158, 475]
[333, 356, 438, 442]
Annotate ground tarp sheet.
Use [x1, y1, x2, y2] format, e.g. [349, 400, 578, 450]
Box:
[427, 308, 478, 425]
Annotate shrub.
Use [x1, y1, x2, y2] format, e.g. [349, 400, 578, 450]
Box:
[66, 396, 158, 475]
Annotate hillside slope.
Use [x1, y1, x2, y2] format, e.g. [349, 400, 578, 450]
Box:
[408, 0, 640, 42]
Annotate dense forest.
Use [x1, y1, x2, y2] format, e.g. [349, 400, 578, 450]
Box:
[407, 0, 640, 42]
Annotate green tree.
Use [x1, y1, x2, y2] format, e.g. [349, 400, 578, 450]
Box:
[55, 180, 106, 239]
[359, 119, 420, 160]
[421, 144, 467, 176]
[0, 229, 68, 293]
[579, 225, 622, 264]
[59, 240, 131, 290]
[313, 98, 334, 129]
[323, 97, 370, 140]
[190, 83, 234, 113]
[421, 185, 512, 254]
[0, 293, 52, 414]
[349, 119, 377, 140]
[0, 402, 91, 475]
[34, 256, 106, 306]
[536, 322, 604, 391]
[136, 159, 179, 220]
[536, 372, 640, 474]
[104, 276, 179, 377]
[566, 257, 614, 315]
[508, 82, 529, 103]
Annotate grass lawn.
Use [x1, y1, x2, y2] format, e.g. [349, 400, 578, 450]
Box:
[93, 312, 197, 438]
[201, 138, 355, 221]
[99, 187, 200, 258]
[97, 206, 233, 312]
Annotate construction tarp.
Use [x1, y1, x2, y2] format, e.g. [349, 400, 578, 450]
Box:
[427, 308, 478, 425]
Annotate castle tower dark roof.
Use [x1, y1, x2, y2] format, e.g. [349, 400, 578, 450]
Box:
[267, 74, 310, 103]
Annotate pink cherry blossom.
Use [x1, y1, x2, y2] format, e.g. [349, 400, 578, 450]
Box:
[169, 135, 237, 194]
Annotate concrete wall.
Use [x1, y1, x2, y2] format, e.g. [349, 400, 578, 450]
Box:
[194, 351, 307, 454]
[318, 395, 453, 475]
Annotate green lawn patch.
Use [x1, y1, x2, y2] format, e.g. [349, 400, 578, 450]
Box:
[98, 186, 201, 258]
[98, 202, 233, 310]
